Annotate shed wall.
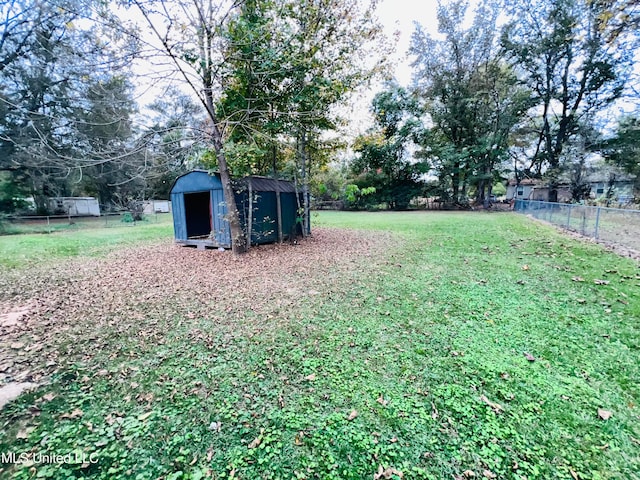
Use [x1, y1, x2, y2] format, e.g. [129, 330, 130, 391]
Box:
[170, 192, 186, 240]
[211, 189, 231, 246]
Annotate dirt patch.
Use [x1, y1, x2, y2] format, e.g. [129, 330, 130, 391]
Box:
[0, 382, 38, 410]
[0, 228, 397, 390]
[526, 215, 640, 262]
[0, 303, 34, 328]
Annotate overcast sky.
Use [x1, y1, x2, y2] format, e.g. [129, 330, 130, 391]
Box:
[375, 0, 440, 86]
[336, 0, 444, 137]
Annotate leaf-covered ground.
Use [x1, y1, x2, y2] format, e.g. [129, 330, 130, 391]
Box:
[1, 212, 639, 480]
[0, 228, 390, 388]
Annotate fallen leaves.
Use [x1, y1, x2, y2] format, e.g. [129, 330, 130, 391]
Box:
[524, 352, 536, 362]
[594, 279, 610, 285]
[15, 427, 34, 440]
[0, 360, 14, 372]
[60, 408, 83, 420]
[347, 409, 358, 421]
[457, 465, 503, 479]
[597, 408, 612, 420]
[304, 373, 316, 382]
[40, 393, 56, 402]
[431, 401, 439, 420]
[0, 228, 394, 398]
[480, 395, 504, 414]
[248, 436, 261, 449]
[137, 411, 153, 421]
[373, 465, 403, 479]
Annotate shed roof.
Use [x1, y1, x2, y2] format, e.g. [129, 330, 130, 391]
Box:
[239, 175, 297, 193]
[169, 169, 222, 194]
[170, 170, 297, 194]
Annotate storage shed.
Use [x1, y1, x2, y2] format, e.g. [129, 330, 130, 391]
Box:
[169, 170, 305, 248]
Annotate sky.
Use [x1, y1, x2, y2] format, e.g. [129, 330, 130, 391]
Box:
[338, 0, 443, 137]
[374, 0, 440, 86]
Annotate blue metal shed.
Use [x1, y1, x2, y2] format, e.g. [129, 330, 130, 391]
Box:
[169, 170, 305, 248]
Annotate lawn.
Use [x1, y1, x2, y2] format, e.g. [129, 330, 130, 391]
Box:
[0, 211, 639, 479]
[0, 214, 173, 269]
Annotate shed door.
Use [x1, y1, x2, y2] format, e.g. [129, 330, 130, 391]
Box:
[211, 189, 231, 246]
[184, 191, 212, 238]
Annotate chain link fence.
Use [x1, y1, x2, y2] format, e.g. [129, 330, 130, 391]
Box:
[515, 199, 640, 252]
[1, 212, 172, 235]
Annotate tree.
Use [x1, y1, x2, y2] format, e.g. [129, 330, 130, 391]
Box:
[141, 91, 207, 200]
[352, 84, 424, 210]
[561, 125, 600, 202]
[1, 0, 82, 211]
[597, 0, 640, 42]
[0, 0, 140, 213]
[501, 0, 632, 202]
[410, 0, 528, 206]
[217, 0, 286, 177]
[0, 0, 70, 73]
[75, 76, 141, 207]
[129, 0, 250, 254]
[218, 0, 387, 233]
[601, 115, 640, 192]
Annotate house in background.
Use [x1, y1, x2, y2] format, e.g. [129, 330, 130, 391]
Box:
[507, 173, 636, 204]
[47, 197, 101, 216]
[507, 179, 571, 202]
[169, 170, 304, 249]
[583, 172, 635, 202]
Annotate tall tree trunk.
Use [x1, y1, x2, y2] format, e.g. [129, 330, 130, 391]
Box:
[209, 122, 247, 254]
[548, 166, 559, 203]
[297, 129, 310, 238]
[201, 54, 246, 254]
[451, 162, 460, 204]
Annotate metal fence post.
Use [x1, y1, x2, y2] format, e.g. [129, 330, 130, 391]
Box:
[594, 207, 601, 239]
[566, 204, 572, 229]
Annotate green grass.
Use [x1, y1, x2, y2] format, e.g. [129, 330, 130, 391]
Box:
[0, 214, 173, 268]
[1, 211, 639, 479]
